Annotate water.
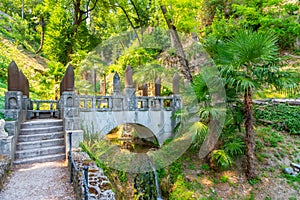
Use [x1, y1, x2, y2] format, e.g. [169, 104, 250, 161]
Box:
[151, 164, 163, 200]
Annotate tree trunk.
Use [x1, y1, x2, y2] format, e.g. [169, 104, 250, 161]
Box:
[35, 16, 45, 54]
[21, 0, 24, 19]
[160, 5, 192, 82]
[244, 88, 255, 179]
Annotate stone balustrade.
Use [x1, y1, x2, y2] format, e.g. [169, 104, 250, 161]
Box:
[78, 95, 180, 112]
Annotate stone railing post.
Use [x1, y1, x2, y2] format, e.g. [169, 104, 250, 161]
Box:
[59, 65, 83, 152]
[59, 65, 80, 130]
[124, 65, 136, 110]
[112, 72, 123, 110]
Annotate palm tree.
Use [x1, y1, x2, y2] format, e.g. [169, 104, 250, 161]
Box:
[217, 29, 297, 179]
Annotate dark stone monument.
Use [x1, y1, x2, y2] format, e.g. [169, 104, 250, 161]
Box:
[155, 77, 161, 96]
[8, 61, 20, 91]
[113, 72, 120, 93]
[172, 73, 180, 95]
[60, 65, 74, 96]
[125, 65, 133, 88]
[65, 65, 75, 91]
[142, 83, 148, 96]
[60, 76, 65, 96]
[19, 70, 29, 97]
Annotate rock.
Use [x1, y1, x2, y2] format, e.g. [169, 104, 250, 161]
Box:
[282, 167, 295, 176]
[0, 119, 8, 137]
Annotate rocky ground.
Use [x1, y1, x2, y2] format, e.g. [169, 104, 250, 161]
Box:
[0, 160, 75, 200]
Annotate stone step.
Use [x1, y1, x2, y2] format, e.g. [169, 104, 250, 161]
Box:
[21, 119, 63, 129]
[15, 146, 65, 159]
[17, 138, 65, 151]
[13, 153, 65, 165]
[20, 126, 63, 135]
[18, 132, 64, 142]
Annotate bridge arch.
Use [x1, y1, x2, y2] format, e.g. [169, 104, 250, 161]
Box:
[79, 110, 174, 146]
[106, 123, 159, 144]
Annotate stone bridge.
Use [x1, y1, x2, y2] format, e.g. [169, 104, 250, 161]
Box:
[62, 66, 181, 146]
[2, 61, 181, 154]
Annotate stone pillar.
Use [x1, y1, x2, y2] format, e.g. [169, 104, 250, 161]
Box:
[8, 61, 20, 91]
[65, 65, 75, 91]
[60, 91, 80, 130]
[172, 73, 180, 95]
[60, 65, 75, 96]
[124, 66, 136, 110]
[4, 91, 23, 120]
[155, 77, 161, 96]
[113, 72, 120, 95]
[19, 70, 29, 98]
[112, 72, 123, 110]
[142, 83, 148, 96]
[125, 65, 133, 88]
[142, 83, 148, 109]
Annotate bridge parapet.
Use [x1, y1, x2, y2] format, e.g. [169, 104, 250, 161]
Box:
[78, 95, 181, 112]
[27, 100, 59, 119]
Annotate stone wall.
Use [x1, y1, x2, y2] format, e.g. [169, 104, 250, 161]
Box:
[0, 155, 11, 191]
[70, 150, 115, 200]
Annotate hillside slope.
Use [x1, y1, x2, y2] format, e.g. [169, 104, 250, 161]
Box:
[0, 35, 52, 103]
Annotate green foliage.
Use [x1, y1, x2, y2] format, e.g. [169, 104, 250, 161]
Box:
[220, 175, 230, 183]
[209, 149, 232, 170]
[248, 176, 261, 186]
[283, 173, 300, 189]
[205, 0, 300, 51]
[200, 164, 210, 171]
[222, 136, 246, 158]
[255, 104, 300, 134]
[169, 175, 194, 200]
[43, 4, 73, 64]
[117, 170, 128, 183]
[0, 111, 5, 119]
[168, 160, 183, 183]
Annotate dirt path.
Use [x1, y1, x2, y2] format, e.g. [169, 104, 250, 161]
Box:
[0, 161, 75, 200]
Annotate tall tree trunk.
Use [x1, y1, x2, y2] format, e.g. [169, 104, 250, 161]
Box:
[160, 5, 192, 82]
[21, 0, 24, 19]
[244, 88, 255, 179]
[35, 16, 45, 54]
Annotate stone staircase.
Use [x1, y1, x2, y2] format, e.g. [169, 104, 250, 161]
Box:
[14, 119, 65, 165]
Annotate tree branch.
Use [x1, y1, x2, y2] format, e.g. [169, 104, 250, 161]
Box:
[117, 4, 141, 45]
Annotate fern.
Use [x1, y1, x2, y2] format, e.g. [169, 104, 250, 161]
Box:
[210, 149, 232, 170]
[223, 137, 246, 158]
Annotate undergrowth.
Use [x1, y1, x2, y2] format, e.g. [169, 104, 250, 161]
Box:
[255, 104, 300, 134]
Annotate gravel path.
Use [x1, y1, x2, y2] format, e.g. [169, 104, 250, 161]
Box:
[0, 160, 75, 200]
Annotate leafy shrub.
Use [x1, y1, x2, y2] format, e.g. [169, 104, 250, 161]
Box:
[223, 136, 246, 158]
[169, 175, 194, 200]
[209, 150, 232, 170]
[254, 104, 300, 134]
